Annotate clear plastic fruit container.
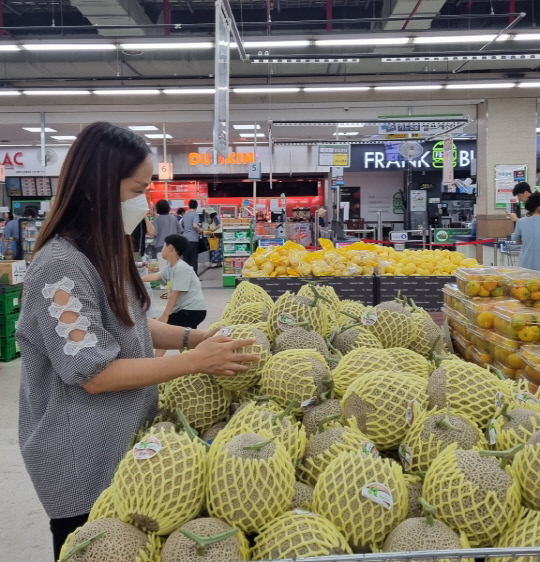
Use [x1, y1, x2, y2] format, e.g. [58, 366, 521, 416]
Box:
[488, 331, 523, 369]
[442, 305, 469, 339]
[493, 359, 519, 380]
[493, 301, 540, 342]
[470, 345, 493, 368]
[452, 330, 473, 362]
[455, 266, 517, 298]
[467, 324, 492, 352]
[503, 269, 540, 303]
[518, 345, 540, 387]
[464, 297, 518, 330]
[442, 284, 468, 315]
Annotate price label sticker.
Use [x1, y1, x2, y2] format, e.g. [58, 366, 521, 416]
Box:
[362, 482, 394, 510]
[133, 436, 162, 460]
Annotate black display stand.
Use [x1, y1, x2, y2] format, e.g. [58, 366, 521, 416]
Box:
[377, 276, 452, 311]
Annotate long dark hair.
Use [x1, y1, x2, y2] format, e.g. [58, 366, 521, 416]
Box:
[35, 122, 151, 326]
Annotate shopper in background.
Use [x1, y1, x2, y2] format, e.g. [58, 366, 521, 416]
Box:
[508, 182, 532, 222]
[512, 192, 540, 270]
[132, 216, 157, 319]
[142, 234, 207, 357]
[205, 207, 222, 268]
[154, 199, 182, 299]
[2, 211, 19, 258]
[182, 199, 203, 274]
[177, 207, 185, 233]
[16, 122, 258, 561]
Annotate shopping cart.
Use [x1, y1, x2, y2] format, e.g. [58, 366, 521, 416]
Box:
[256, 548, 540, 562]
[499, 240, 522, 267]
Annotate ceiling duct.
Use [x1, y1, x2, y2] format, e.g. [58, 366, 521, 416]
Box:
[378, 0, 448, 31]
[70, 0, 153, 36]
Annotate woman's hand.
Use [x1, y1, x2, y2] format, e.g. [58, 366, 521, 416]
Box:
[190, 335, 259, 376]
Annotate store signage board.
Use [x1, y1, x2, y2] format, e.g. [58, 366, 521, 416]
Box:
[385, 133, 422, 140]
[442, 135, 454, 185]
[213, 0, 231, 158]
[188, 151, 254, 166]
[390, 231, 408, 242]
[410, 190, 427, 212]
[158, 163, 173, 180]
[331, 166, 344, 178]
[433, 228, 472, 243]
[495, 165, 527, 209]
[248, 162, 262, 180]
[0, 165, 4, 182]
[379, 122, 464, 136]
[318, 145, 350, 167]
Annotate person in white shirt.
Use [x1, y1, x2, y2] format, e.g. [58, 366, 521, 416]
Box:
[142, 234, 207, 357]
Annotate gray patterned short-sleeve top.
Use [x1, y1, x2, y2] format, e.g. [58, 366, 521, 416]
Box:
[17, 237, 158, 519]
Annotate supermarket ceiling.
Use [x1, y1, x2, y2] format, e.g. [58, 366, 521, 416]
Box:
[1, 0, 540, 93]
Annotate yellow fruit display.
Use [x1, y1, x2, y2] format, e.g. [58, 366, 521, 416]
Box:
[514, 430, 540, 510]
[495, 507, 540, 562]
[456, 267, 511, 298]
[230, 280, 274, 309]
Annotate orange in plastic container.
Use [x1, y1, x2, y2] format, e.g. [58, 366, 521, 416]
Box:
[503, 269, 540, 303]
[470, 345, 493, 368]
[467, 324, 492, 353]
[442, 284, 468, 316]
[493, 301, 540, 342]
[455, 267, 516, 298]
[451, 330, 473, 362]
[518, 345, 540, 387]
[442, 306, 469, 339]
[488, 332, 523, 370]
[465, 296, 518, 330]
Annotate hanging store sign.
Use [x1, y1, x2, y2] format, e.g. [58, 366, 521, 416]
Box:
[188, 152, 255, 166]
[158, 163, 174, 180]
[379, 121, 464, 136]
[318, 145, 351, 167]
[442, 135, 455, 185]
[0, 165, 5, 182]
[213, 0, 231, 158]
[348, 141, 475, 172]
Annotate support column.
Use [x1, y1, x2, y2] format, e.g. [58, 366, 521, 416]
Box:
[476, 98, 537, 257]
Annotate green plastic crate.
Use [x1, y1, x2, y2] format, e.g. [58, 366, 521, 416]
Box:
[0, 335, 20, 362]
[0, 312, 19, 337]
[0, 285, 21, 317]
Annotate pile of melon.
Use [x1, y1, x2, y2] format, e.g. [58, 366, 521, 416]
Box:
[60, 281, 540, 562]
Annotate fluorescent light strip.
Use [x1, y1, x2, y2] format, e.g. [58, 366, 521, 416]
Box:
[0, 144, 35, 147]
[0, 90, 21, 96]
[446, 83, 515, 89]
[375, 85, 443, 91]
[120, 42, 213, 50]
[514, 34, 540, 41]
[233, 87, 301, 93]
[94, 89, 161, 95]
[304, 86, 370, 92]
[163, 88, 215, 94]
[383, 54, 540, 62]
[315, 37, 409, 46]
[0, 45, 20, 52]
[234, 141, 269, 144]
[129, 126, 159, 131]
[413, 34, 508, 44]
[23, 43, 116, 51]
[244, 40, 311, 48]
[233, 125, 262, 130]
[518, 82, 540, 88]
[145, 134, 172, 139]
[23, 90, 91, 96]
[51, 136, 77, 141]
[23, 127, 57, 133]
[252, 58, 360, 64]
[333, 132, 359, 136]
[536, 128, 540, 132]
[239, 133, 265, 138]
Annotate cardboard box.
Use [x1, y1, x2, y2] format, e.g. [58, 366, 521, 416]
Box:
[0, 260, 26, 285]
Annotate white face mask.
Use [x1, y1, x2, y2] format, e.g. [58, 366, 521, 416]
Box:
[121, 193, 149, 235]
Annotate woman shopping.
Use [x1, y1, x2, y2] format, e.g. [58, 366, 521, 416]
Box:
[205, 207, 222, 268]
[154, 199, 182, 299]
[16, 122, 259, 561]
[512, 192, 540, 270]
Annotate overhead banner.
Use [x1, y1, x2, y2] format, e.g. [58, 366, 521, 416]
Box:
[494, 164, 527, 209]
[213, 0, 231, 159]
[442, 134, 454, 185]
[378, 121, 464, 136]
[318, 144, 351, 167]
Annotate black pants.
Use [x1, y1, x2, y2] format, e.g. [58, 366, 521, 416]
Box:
[168, 309, 207, 329]
[183, 241, 199, 275]
[50, 513, 89, 561]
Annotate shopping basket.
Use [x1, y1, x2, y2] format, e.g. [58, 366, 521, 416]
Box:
[208, 234, 220, 252]
[255, 548, 540, 562]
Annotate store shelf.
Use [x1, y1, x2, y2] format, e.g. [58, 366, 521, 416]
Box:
[222, 226, 251, 230]
[223, 273, 240, 276]
[224, 252, 251, 257]
[224, 239, 251, 244]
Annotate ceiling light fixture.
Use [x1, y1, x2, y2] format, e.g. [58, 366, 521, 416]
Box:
[383, 54, 540, 62]
[94, 89, 161, 95]
[333, 132, 359, 136]
[163, 88, 216, 94]
[145, 134, 172, 139]
[233, 125, 262, 130]
[252, 57, 360, 64]
[23, 127, 57, 133]
[446, 82, 515, 89]
[518, 82, 540, 88]
[243, 40, 311, 48]
[0, 45, 20, 51]
[315, 37, 409, 46]
[23, 43, 116, 51]
[413, 34, 508, 44]
[0, 90, 21, 96]
[514, 33, 540, 41]
[51, 136, 77, 141]
[303, 86, 370, 92]
[128, 126, 159, 131]
[119, 42, 213, 50]
[239, 133, 265, 138]
[233, 87, 301, 93]
[23, 90, 91, 96]
[374, 85, 443, 91]
[234, 141, 269, 144]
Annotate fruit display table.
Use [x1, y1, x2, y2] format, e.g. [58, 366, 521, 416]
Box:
[377, 276, 453, 311]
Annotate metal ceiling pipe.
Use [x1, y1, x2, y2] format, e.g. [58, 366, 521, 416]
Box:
[402, 0, 425, 30]
[510, 0, 516, 23]
[163, 0, 171, 35]
[327, 0, 333, 32]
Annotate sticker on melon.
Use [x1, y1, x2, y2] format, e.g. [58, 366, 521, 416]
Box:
[517, 392, 539, 406]
[398, 444, 412, 471]
[361, 482, 394, 509]
[494, 392, 506, 410]
[278, 313, 298, 331]
[405, 400, 419, 426]
[294, 509, 317, 516]
[487, 419, 497, 446]
[360, 441, 379, 460]
[217, 326, 234, 337]
[132, 436, 162, 460]
[301, 396, 318, 411]
[362, 311, 378, 327]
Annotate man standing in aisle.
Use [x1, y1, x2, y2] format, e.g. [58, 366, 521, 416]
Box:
[508, 182, 533, 222]
[182, 199, 203, 274]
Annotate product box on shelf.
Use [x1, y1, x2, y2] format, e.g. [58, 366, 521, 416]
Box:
[493, 359, 521, 380]
[222, 217, 251, 226]
[455, 266, 526, 298]
[442, 283, 468, 315]
[518, 345, 540, 388]
[377, 275, 452, 311]
[0, 260, 26, 285]
[442, 306, 469, 338]
[493, 301, 540, 342]
[503, 269, 540, 303]
[488, 331, 523, 370]
[470, 345, 493, 369]
[451, 330, 473, 362]
[467, 324, 493, 353]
